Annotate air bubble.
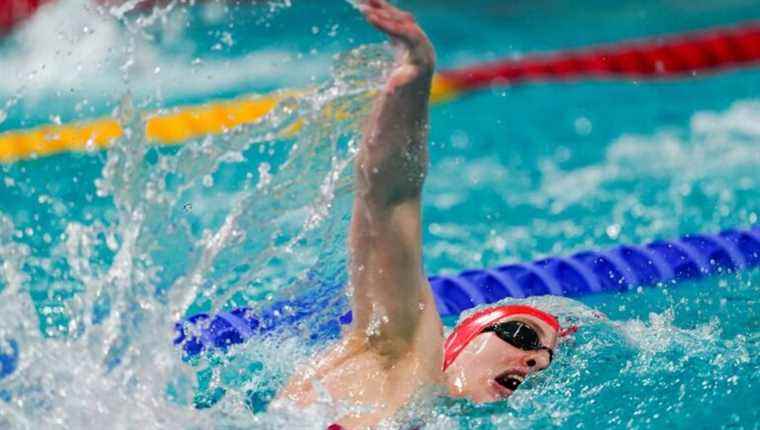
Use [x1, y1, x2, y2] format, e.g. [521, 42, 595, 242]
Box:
[574, 117, 592, 135]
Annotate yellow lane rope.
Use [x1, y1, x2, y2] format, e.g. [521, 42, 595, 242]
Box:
[0, 75, 458, 163]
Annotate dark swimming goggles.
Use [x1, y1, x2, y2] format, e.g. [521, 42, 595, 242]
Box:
[482, 320, 554, 362]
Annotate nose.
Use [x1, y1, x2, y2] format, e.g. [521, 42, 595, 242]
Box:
[522, 350, 550, 371]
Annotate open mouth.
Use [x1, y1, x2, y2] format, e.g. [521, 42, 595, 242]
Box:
[495, 373, 524, 391]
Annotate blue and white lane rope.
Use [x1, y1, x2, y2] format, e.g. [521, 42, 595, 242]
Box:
[172, 226, 760, 359]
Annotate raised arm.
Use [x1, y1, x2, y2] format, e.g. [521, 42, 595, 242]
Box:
[348, 0, 437, 355]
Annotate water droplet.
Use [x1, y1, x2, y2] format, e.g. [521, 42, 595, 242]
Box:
[606, 223, 621, 239]
[574, 117, 592, 136]
[450, 130, 469, 149]
[85, 137, 96, 153]
[220, 31, 234, 47]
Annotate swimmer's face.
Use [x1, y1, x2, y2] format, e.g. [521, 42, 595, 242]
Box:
[444, 315, 558, 403]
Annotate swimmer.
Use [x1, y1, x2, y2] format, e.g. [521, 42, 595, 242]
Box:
[277, 1, 560, 427]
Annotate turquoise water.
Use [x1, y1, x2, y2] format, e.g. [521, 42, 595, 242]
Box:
[1, 0, 759, 428]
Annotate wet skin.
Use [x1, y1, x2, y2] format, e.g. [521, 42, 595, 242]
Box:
[275, 1, 557, 428]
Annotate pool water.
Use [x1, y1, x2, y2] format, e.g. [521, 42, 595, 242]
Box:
[1, 0, 759, 428]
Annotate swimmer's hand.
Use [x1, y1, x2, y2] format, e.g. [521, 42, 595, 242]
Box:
[359, 0, 435, 87]
[353, 0, 433, 207]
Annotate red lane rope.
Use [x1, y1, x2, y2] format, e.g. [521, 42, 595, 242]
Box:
[0, 0, 173, 33]
[440, 22, 760, 90]
[0, 0, 51, 34]
[2, 0, 759, 89]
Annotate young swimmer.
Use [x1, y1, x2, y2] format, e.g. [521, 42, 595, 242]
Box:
[276, 1, 561, 427]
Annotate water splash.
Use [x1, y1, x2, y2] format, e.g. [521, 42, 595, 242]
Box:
[0, 25, 393, 426]
[1, 1, 759, 428]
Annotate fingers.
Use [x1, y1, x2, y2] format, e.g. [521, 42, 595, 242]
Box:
[368, 0, 387, 8]
[359, 0, 420, 42]
[360, 0, 412, 25]
[365, 14, 408, 40]
[359, 1, 435, 71]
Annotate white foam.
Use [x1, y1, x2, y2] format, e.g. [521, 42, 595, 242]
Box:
[537, 99, 760, 218]
[0, 0, 329, 108]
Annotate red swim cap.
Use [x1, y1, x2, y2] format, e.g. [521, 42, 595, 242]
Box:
[442, 305, 562, 371]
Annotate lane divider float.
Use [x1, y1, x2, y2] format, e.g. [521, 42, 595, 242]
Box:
[2, 21, 760, 163]
[173, 226, 760, 358]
